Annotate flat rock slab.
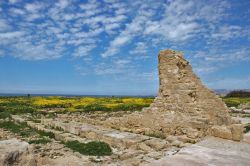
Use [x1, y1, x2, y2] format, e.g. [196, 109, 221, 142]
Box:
[0, 139, 36, 166]
[147, 137, 250, 166]
[238, 117, 250, 124]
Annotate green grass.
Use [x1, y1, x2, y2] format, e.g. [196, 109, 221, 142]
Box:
[50, 125, 64, 131]
[0, 121, 25, 133]
[242, 114, 250, 118]
[0, 110, 11, 119]
[28, 138, 51, 144]
[76, 104, 111, 112]
[0, 121, 35, 137]
[63, 140, 112, 156]
[112, 103, 149, 112]
[223, 97, 250, 107]
[75, 103, 150, 112]
[36, 130, 55, 139]
[244, 123, 250, 133]
[0, 120, 55, 139]
[0, 102, 35, 114]
[32, 119, 41, 123]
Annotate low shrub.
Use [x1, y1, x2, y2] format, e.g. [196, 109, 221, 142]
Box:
[244, 123, 250, 133]
[0, 110, 11, 119]
[225, 91, 250, 98]
[76, 104, 111, 112]
[223, 98, 241, 107]
[63, 140, 112, 156]
[0, 121, 34, 136]
[38, 103, 72, 109]
[112, 103, 149, 112]
[51, 125, 64, 131]
[36, 130, 55, 139]
[28, 138, 51, 144]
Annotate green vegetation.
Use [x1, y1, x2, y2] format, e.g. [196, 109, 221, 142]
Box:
[0, 96, 153, 114]
[222, 97, 250, 107]
[63, 140, 112, 156]
[76, 104, 111, 112]
[242, 114, 250, 118]
[225, 91, 250, 98]
[0, 110, 11, 119]
[28, 138, 51, 144]
[75, 103, 150, 112]
[244, 123, 250, 133]
[50, 125, 64, 131]
[0, 121, 26, 133]
[36, 130, 55, 139]
[112, 103, 149, 112]
[0, 121, 35, 137]
[0, 120, 55, 139]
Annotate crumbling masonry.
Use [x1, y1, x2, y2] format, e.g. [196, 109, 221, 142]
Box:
[106, 50, 243, 141]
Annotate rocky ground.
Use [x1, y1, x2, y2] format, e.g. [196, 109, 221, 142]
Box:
[147, 137, 250, 166]
[0, 107, 250, 166]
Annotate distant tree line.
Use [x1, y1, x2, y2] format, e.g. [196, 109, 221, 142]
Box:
[225, 90, 250, 98]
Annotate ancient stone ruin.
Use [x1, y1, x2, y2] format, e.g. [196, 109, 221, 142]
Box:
[106, 49, 244, 142]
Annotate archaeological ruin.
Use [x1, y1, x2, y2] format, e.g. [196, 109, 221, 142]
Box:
[0, 49, 248, 166]
[106, 49, 244, 142]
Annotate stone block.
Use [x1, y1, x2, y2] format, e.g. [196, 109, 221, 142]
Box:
[211, 126, 232, 140]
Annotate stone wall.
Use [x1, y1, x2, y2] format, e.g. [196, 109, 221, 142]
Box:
[148, 50, 232, 125]
[105, 50, 243, 141]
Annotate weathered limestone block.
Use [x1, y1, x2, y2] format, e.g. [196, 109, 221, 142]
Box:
[0, 139, 36, 166]
[144, 139, 167, 150]
[210, 126, 232, 140]
[230, 124, 244, 141]
[105, 49, 243, 141]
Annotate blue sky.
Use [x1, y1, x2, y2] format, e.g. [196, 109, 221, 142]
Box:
[0, 0, 249, 95]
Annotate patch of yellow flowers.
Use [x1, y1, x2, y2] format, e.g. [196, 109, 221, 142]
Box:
[32, 96, 154, 108]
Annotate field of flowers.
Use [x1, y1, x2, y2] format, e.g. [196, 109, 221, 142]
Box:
[1, 96, 249, 118]
[0, 96, 154, 116]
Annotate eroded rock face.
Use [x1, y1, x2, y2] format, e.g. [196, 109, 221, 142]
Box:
[0, 139, 36, 166]
[105, 50, 243, 141]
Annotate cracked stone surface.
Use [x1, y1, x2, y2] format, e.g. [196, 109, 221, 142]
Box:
[147, 137, 250, 166]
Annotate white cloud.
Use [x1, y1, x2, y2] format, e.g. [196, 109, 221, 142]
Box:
[115, 59, 130, 65]
[203, 49, 250, 62]
[210, 25, 242, 41]
[102, 13, 150, 57]
[73, 44, 96, 57]
[193, 66, 218, 75]
[206, 76, 250, 89]
[0, 19, 10, 32]
[129, 42, 147, 55]
[190, 48, 250, 77]
[8, 0, 19, 4]
[56, 0, 70, 9]
[0, 0, 248, 69]
[25, 2, 44, 12]
[9, 8, 26, 15]
[102, 0, 229, 57]
[12, 43, 63, 60]
[0, 31, 25, 39]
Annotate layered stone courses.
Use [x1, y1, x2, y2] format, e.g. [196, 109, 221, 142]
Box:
[105, 49, 243, 141]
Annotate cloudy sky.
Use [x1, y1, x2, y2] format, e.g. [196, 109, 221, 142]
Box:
[0, 0, 249, 95]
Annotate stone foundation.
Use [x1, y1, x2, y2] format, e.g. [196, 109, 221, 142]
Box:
[105, 50, 243, 141]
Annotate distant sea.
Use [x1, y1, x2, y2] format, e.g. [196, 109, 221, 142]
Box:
[1, 89, 249, 97]
[0, 93, 155, 98]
